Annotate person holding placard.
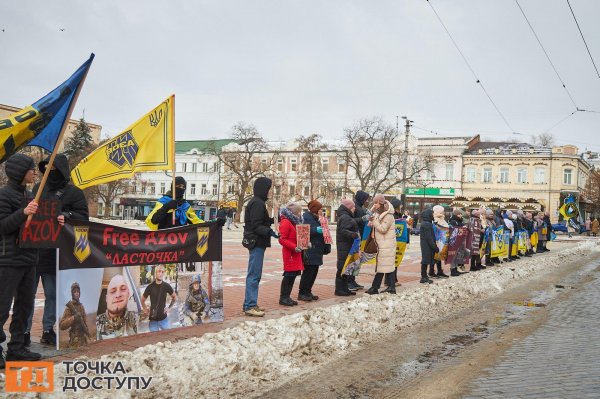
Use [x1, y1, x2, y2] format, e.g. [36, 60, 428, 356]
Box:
[278, 202, 304, 306]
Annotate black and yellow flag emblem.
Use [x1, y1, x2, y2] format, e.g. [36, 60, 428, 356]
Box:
[73, 226, 91, 263]
[196, 227, 209, 257]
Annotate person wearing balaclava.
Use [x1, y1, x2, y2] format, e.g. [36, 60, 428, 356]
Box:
[0, 153, 42, 368]
[242, 177, 279, 317]
[146, 176, 203, 230]
[349, 190, 371, 291]
[25, 154, 89, 347]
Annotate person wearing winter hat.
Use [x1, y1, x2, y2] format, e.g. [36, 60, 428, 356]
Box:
[387, 198, 408, 287]
[278, 202, 305, 306]
[242, 177, 279, 316]
[349, 190, 371, 290]
[298, 200, 327, 301]
[146, 176, 203, 230]
[25, 154, 89, 347]
[449, 208, 466, 274]
[431, 205, 450, 277]
[468, 209, 484, 271]
[365, 195, 398, 295]
[335, 199, 360, 295]
[0, 154, 42, 368]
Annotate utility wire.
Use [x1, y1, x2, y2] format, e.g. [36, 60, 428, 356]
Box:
[515, 0, 579, 108]
[543, 110, 577, 133]
[425, 0, 516, 133]
[566, 0, 600, 79]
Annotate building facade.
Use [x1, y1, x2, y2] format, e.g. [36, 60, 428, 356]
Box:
[457, 142, 591, 223]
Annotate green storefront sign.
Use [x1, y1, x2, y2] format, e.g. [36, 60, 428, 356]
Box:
[405, 187, 455, 196]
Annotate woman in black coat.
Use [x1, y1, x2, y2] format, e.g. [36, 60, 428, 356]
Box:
[419, 208, 437, 284]
[298, 200, 328, 301]
[335, 199, 360, 296]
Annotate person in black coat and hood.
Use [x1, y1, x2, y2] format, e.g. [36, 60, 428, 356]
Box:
[24, 154, 89, 347]
[419, 208, 437, 284]
[0, 154, 42, 368]
[242, 177, 279, 317]
[335, 199, 360, 296]
[349, 190, 370, 290]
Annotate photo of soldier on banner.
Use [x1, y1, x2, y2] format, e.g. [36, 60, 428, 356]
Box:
[57, 268, 104, 349]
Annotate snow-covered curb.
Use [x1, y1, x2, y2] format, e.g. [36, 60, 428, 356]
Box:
[17, 241, 600, 398]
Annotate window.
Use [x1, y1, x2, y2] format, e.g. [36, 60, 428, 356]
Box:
[201, 184, 207, 195]
[289, 184, 296, 195]
[160, 183, 166, 194]
[322, 158, 329, 172]
[534, 167, 545, 184]
[182, 163, 187, 172]
[149, 183, 155, 194]
[517, 168, 527, 184]
[190, 184, 196, 195]
[274, 185, 281, 196]
[320, 186, 328, 197]
[564, 168, 573, 185]
[305, 159, 312, 172]
[141, 183, 147, 194]
[336, 187, 343, 197]
[227, 184, 234, 194]
[445, 164, 454, 180]
[277, 159, 283, 172]
[303, 186, 310, 196]
[499, 167, 509, 183]
[260, 159, 268, 171]
[191, 163, 197, 173]
[465, 167, 476, 183]
[212, 184, 218, 195]
[483, 168, 492, 183]
[97, 202, 105, 216]
[290, 159, 297, 172]
[213, 162, 219, 172]
[202, 163, 208, 172]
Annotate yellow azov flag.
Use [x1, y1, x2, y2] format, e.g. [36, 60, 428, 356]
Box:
[71, 96, 174, 189]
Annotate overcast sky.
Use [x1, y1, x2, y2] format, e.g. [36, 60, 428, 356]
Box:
[2, 0, 600, 150]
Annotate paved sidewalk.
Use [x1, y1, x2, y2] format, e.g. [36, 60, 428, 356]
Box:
[21, 229, 583, 362]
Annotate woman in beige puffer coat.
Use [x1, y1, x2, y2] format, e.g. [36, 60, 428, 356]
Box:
[366, 195, 398, 295]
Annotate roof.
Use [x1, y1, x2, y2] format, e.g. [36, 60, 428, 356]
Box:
[467, 141, 551, 155]
[175, 139, 235, 154]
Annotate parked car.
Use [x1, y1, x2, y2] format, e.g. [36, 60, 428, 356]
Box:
[552, 223, 568, 233]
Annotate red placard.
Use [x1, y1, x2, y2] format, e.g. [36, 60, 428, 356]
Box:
[319, 216, 333, 244]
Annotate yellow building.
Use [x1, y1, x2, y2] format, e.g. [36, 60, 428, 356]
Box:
[0, 103, 102, 152]
[456, 142, 591, 223]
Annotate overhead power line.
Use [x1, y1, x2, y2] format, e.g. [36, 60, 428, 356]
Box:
[566, 0, 600, 79]
[425, 0, 516, 134]
[514, 0, 578, 108]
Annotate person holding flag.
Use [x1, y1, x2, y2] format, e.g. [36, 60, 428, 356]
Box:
[0, 154, 41, 368]
[145, 176, 203, 230]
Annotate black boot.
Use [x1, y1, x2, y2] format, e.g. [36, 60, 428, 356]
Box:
[420, 264, 433, 284]
[381, 273, 396, 294]
[428, 264, 437, 278]
[436, 262, 449, 278]
[279, 275, 298, 306]
[335, 276, 352, 296]
[451, 268, 461, 277]
[6, 348, 41, 361]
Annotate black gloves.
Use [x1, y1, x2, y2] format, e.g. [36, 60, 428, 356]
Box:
[352, 232, 360, 239]
[218, 218, 226, 227]
[269, 229, 280, 239]
[164, 200, 178, 210]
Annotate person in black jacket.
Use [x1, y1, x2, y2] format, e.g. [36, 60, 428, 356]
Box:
[419, 208, 437, 284]
[242, 177, 278, 317]
[335, 199, 360, 296]
[298, 200, 327, 302]
[349, 190, 370, 290]
[24, 154, 89, 347]
[0, 154, 42, 368]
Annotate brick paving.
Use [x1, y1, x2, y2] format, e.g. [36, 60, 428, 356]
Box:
[464, 264, 600, 398]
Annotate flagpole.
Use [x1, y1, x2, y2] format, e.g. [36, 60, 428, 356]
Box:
[171, 95, 176, 225]
[26, 54, 94, 228]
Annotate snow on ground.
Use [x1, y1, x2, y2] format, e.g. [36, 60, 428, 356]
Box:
[8, 241, 599, 398]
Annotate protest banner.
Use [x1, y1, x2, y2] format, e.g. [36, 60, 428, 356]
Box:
[319, 215, 333, 244]
[434, 225, 449, 261]
[20, 199, 62, 248]
[56, 220, 223, 350]
[467, 217, 481, 253]
[446, 226, 470, 265]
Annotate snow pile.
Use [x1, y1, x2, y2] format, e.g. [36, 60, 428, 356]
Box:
[37, 241, 599, 398]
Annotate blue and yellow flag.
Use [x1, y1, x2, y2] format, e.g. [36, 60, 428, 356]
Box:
[71, 96, 174, 189]
[395, 219, 409, 267]
[0, 54, 94, 163]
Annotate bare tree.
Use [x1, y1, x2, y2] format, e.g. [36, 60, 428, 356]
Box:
[583, 168, 600, 215]
[293, 134, 333, 204]
[533, 133, 555, 147]
[343, 117, 434, 195]
[86, 180, 128, 218]
[209, 122, 277, 220]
